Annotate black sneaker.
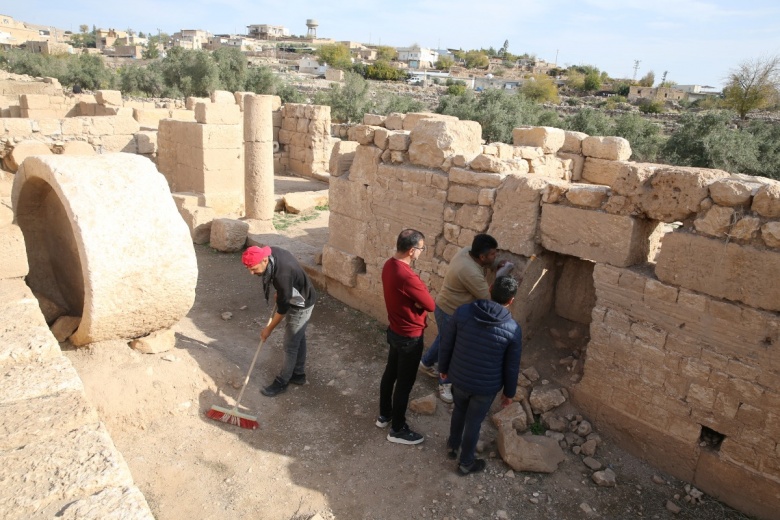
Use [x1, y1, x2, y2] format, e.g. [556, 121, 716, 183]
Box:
[261, 377, 288, 397]
[387, 424, 424, 445]
[375, 415, 391, 428]
[458, 458, 486, 475]
[289, 373, 307, 385]
[447, 447, 458, 460]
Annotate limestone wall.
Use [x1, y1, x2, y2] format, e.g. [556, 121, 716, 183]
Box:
[278, 103, 333, 179]
[323, 114, 780, 520]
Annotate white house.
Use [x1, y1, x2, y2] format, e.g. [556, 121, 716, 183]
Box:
[298, 56, 327, 75]
[396, 46, 439, 69]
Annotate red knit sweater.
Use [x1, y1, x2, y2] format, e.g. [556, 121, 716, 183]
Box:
[382, 257, 436, 337]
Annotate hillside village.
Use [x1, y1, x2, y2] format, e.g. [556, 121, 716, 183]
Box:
[0, 13, 721, 103]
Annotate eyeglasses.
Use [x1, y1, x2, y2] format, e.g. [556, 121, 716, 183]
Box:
[413, 245, 427, 252]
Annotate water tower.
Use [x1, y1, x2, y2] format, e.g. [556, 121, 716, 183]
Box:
[306, 19, 318, 39]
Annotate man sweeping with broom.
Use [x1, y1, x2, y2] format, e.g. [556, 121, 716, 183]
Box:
[207, 245, 317, 429]
[242, 245, 317, 397]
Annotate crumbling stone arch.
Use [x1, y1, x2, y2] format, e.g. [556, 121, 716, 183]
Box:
[12, 153, 197, 346]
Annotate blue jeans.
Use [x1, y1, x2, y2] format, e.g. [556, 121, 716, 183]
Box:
[379, 328, 424, 431]
[421, 305, 451, 384]
[278, 305, 314, 384]
[448, 385, 494, 466]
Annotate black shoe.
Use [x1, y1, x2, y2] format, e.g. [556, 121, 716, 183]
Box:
[289, 373, 307, 385]
[387, 424, 424, 445]
[447, 447, 458, 460]
[458, 458, 486, 476]
[261, 377, 288, 397]
[375, 415, 391, 428]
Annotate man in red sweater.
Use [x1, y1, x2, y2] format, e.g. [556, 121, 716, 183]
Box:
[378, 229, 436, 445]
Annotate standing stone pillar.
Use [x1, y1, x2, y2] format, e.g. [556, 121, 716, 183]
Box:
[244, 94, 275, 221]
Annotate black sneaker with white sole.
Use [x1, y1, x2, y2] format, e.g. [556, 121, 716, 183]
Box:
[375, 415, 391, 428]
[387, 424, 424, 445]
[289, 373, 307, 385]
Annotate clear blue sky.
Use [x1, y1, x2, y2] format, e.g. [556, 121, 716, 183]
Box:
[8, 1, 780, 89]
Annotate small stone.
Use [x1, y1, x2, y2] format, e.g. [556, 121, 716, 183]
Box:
[583, 456, 602, 470]
[581, 439, 598, 456]
[337, 370, 347, 378]
[240, 305, 248, 310]
[496, 510, 509, 520]
[221, 312, 233, 320]
[529, 497, 539, 504]
[572, 446, 581, 455]
[549, 328, 561, 339]
[522, 367, 540, 381]
[161, 354, 176, 362]
[326, 379, 335, 386]
[505, 470, 515, 478]
[652, 475, 665, 485]
[576, 420, 593, 436]
[591, 468, 616, 487]
[666, 500, 681, 514]
[579, 502, 594, 514]
[568, 328, 581, 339]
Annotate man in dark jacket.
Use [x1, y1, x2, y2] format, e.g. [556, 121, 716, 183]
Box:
[439, 276, 522, 475]
[242, 245, 317, 397]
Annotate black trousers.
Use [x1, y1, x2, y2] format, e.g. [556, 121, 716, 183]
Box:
[379, 328, 424, 431]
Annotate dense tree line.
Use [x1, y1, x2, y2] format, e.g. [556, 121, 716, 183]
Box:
[0, 47, 304, 102]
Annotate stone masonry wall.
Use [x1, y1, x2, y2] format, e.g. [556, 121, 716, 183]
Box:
[323, 113, 780, 520]
[278, 103, 333, 179]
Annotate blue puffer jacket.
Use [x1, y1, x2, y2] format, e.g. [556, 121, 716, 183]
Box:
[438, 299, 522, 397]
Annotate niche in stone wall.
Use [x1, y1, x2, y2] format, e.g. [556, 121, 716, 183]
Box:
[554, 255, 596, 325]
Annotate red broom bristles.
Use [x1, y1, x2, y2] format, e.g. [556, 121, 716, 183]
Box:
[206, 407, 259, 430]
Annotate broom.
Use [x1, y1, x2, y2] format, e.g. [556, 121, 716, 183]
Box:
[206, 306, 276, 430]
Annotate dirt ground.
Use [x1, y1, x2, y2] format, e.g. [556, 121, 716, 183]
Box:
[62, 177, 753, 520]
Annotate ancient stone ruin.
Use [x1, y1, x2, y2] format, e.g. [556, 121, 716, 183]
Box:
[0, 75, 778, 519]
[323, 115, 780, 520]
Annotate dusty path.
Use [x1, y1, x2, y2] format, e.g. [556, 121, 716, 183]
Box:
[63, 178, 752, 520]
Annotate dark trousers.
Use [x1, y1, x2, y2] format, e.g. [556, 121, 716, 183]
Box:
[448, 385, 495, 466]
[379, 328, 424, 431]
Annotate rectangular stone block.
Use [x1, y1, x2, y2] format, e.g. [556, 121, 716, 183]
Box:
[322, 245, 366, 287]
[655, 232, 780, 312]
[99, 135, 137, 153]
[0, 280, 61, 368]
[194, 124, 243, 149]
[541, 205, 658, 267]
[0, 224, 28, 279]
[95, 89, 123, 106]
[3, 118, 35, 137]
[582, 158, 632, 187]
[448, 167, 504, 188]
[329, 175, 369, 218]
[194, 102, 241, 125]
[328, 212, 368, 258]
[135, 131, 157, 154]
[486, 175, 561, 257]
[19, 94, 50, 109]
[512, 126, 565, 153]
[0, 423, 134, 517]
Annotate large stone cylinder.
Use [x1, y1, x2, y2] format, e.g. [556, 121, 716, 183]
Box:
[12, 153, 198, 346]
[244, 94, 275, 220]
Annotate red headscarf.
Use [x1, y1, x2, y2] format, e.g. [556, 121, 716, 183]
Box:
[242, 246, 272, 267]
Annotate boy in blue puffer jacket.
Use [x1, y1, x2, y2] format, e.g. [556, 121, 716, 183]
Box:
[438, 275, 522, 475]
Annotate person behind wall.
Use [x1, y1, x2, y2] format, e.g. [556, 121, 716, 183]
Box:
[438, 275, 522, 475]
[72, 83, 82, 94]
[242, 245, 317, 397]
[418, 233, 514, 404]
[377, 229, 436, 445]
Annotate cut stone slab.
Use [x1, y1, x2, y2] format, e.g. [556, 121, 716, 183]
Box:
[409, 119, 482, 169]
[130, 328, 175, 354]
[540, 204, 658, 267]
[565, 184, 609, 208]
[512, 127, 565, 154]
[57, 486, 154, 520]
[0, 390, 98, 451]
[497, 428, 566, 473]
[0, 279, 61, 366]
[321, 245, 365, 287]
[0, 423, 135, 518]
[209, 218, 249, 252]
[655, 232, 780, 312]
[0, 223, 28, 280]
[50, 315, 81, 342]
[641, 166, 730, 222]
[582, 136, 631, 161]
[488, 175, 566, 257]
[283, 190, 329, 214]
[13, 154, 197, 346]
[329, 140, 359, 177]
[0, 355, 83, 406]
[61, 141, 97, 156]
